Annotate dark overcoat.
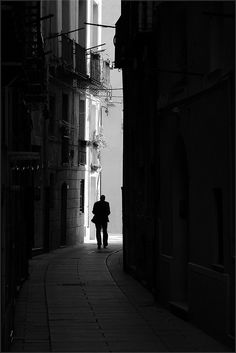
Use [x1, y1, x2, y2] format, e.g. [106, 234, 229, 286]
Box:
[92, 200, 110, 224]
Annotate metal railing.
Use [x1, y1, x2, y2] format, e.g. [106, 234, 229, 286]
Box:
[48, 34, 111, 87]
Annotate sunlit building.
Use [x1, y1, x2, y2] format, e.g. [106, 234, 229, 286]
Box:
[41, 0, 110, 246]
[1, 0, 110, 349]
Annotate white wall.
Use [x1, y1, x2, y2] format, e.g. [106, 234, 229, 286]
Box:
[100, 0, 123, 234]
[84, 0, 103, 241]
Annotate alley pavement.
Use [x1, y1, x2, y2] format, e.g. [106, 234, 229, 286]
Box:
[10, 235, 233, 352]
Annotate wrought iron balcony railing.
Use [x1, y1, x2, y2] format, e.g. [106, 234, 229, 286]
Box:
[49, 35, 87, 78]
[47, 34, 111, 86]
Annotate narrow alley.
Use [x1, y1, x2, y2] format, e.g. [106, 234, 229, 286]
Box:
[2, 1, 235, 351]
[10, 236, 231, 353]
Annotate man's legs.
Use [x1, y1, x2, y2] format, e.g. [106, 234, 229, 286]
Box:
[102, 222, 108, 248]
[95, 224, 102, 249]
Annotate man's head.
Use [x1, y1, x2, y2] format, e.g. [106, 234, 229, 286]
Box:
[100, 195, 105, 201]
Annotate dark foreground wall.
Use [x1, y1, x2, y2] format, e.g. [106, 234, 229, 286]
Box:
[115, 0, 235, 346]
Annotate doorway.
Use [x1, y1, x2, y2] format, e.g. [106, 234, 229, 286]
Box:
[61, 182, 68, 246]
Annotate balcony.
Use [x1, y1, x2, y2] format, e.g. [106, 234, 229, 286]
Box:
[49, 35, 87, 79]
[90, 53, 101, 82]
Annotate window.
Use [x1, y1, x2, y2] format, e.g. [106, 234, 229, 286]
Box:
[61, 93, 69, 164]
[62, 0, 70, 33]
[92, 1, 98, 46]
[49, 173, 55, 208]
[78, 0, 86, 47]
[61, 135, 69, 164]
[1, 90, 6, 144]
[49, 95, 56, 135]
[79, 98, 85, 139]
[80, 179, 85, 213]
[138, 1, 153, 32]
[62, 93, 69, 122]
[78, 98, 86, 165]
[78, 140, 86, 165]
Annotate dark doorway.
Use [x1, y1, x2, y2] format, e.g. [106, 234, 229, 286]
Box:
[61, 183, 68, 246]
[44, 186, 50, 252]
[171, 137, 189, 304]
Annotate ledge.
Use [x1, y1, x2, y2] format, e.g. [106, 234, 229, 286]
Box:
[32, 247, 44, 257]
[168, 301, 189, 321]
[210, 263, 225, 273]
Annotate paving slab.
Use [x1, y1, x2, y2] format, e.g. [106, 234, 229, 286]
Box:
[11, 239, 233, 352]
[51, 341, 109, 352]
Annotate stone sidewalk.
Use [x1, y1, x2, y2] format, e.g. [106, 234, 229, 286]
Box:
[10, 238, 232, 352]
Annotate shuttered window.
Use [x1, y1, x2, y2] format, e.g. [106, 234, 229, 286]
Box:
[80, 179, 85, 213]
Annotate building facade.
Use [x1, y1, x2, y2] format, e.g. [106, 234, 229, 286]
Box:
[100, 0, 123, 235]
[115, 0, 234, 347]
[1, 0, 110, 349]
[41, 0, 110, 246]
[2, 2, 45, 349]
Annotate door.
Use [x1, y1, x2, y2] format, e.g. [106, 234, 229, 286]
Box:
[172, 138, 189, 303]
[61, 183, 67, 246]
[89, 177, 97, 240]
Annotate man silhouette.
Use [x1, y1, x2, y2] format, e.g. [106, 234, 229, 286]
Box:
[92, 195, 110, 249]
